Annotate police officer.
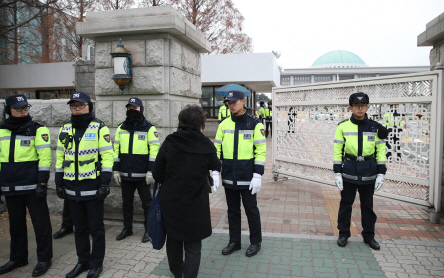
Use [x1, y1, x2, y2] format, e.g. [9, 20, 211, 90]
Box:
[53, 200, 74, 239]
[218, 97, 231, 123]
[213, 90, 266, 257]
[383, 104, 403, 160]
[264, 101, 272, 138]
[258, 101, 265, 124]
[333, 92, 387, 251]
[55, 92, 113, 278]
[0, 94, 53, 277]
[113, 97, 159, 242]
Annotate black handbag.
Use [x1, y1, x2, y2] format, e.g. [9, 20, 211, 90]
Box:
[147, 181, 166, 250]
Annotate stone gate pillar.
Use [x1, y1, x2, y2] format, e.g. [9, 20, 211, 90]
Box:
[77, 6, 211, 141]
[76, 6, 210, 220]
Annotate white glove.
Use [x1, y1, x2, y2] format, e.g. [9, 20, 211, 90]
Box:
[113, 171, 121, 186]
[375, 174, 384, 192]
[212, 171, 220, 193]
[249, 173, 262, 195]
[146, 171, 154, 185]
[334, 173, 343, 191]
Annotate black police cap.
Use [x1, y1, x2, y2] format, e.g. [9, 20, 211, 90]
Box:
[6, 94, 29, 108]
[349, 92, 369, 106]
[68, 91, 91, 104]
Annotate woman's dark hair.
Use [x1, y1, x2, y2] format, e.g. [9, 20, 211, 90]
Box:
[178, 104, 206, 132]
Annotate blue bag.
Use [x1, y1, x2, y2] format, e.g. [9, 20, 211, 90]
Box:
[147, 181, 166, 250]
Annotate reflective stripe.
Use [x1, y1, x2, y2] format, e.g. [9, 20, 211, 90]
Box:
[254, 139, 266, 144]
[1, 187, 9, 191]
[78, 169, 96, 178]
[377, 161, 386, 165]
[99, 146, 113, 152]
[334, 140, 344, 144]
[376, 140, 385, 145]
[343, 132, 358, 136]
[114, 158, 120, 162]
[0, 136, 11, 141]
[80, 190, 97, 196]
[56, 168, 64, 172]
[239, 130, 254, 134]
[119, 131, 130, 135]
[362, 175, 377, 181]
[39, 166, 50, 171]
[334, 161, 342, 165]
[223, 130, 235, 134]
[65, 150, 75, 156]
[132, 173, 147, 177]
[342, 173, 358, 180]
[57, 146, 64, 151]
[65, 189, 75, 196]
[101, 167, 112, 172]
[16, 135, 35, 140]
[114, 140, 120, 144]
[363, 132, 377, 136]
[121, 172, 129, 177]
[255, 161, 265, 166]
[15, 185, 37, 191]
[222, 179, 250, 185]
[78, 148, 98, 156]
[149, 157, 155, 162]
[35, 144, 50, 150]
[87, 124, 100, 130]
[148, 140, 159, 144]
[62, 126, 72, 131]
[134, 131, 146, 135]
[64, 172, 75, 178]
[215, 139, 223, 144]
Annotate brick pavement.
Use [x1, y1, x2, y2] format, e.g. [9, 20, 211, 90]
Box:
[0, 137, 443, 277]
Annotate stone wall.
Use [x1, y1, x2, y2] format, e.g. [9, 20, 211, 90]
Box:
[75, 60, 96, 99]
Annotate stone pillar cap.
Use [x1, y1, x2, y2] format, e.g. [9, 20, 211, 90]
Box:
[77, 6, 211, 53]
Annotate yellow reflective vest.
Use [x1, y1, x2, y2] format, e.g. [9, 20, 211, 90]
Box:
[258, 107, 265, 118]
[265, 108, 273, 122]
[214, 112, 266, 189]
[333, 115, 386, 185]
[113, 119, 159, 180]
[0, 121, 51, 196]
[56, 119, 114, 200]
[383, 113, 403, 127]
[218, 105, 231, 123]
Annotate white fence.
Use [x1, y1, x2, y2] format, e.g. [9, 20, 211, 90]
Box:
[272, 71, 444, 214]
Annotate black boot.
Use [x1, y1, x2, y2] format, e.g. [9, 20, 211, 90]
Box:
[86, 266, 103, 278]
[222, 242, 241, 255]
[142, 231, 150, 243]
[116, 228, 133, 241]
[337, 237, 348, 247]
[66, 263, 90, 278]
[246, 243, 261, 257]
[53, 228, 73, 239]
[0, 260, 28, 275]
[32, 261, 51, 277]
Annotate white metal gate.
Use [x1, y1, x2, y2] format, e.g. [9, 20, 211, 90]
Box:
[272, 71, 444, 212]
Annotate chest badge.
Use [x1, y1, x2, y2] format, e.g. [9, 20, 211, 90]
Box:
[138, 135, 146, 140]
[368, 136, 375, 142]
[243, 134, 252, 140]
[20, 140, 31, 147]
[84, 133, 96, 140]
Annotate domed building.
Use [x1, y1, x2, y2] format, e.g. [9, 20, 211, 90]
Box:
[311, 50, 368, 68]
[280, 50, 427, 86]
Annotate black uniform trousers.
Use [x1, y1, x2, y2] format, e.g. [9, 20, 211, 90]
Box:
[68, 199, 105, 268]
[337, 181, 377, 242]
[121, 179, 152, 230]
[61, 199, 73, 230]
[265, 119, 272, 138]
[224, 187, 262, 244]
[166, 238, 202, 278]
[6, 193, 53, 262]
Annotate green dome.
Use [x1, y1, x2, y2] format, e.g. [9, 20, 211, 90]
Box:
[312, 50, 366, 67]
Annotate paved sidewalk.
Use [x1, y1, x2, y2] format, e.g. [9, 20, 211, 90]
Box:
[0, 137, 443, 277]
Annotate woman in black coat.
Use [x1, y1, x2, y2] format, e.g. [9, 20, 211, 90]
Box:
[152, 105, 220, 278]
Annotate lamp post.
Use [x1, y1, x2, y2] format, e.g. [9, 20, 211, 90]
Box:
[111, 39, 132, 94]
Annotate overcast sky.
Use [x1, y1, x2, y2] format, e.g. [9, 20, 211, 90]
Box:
[234, 0, 444, 69]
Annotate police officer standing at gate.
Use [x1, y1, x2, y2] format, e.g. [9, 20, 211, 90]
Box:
[113, 97, 159, 242]
[0, 94, 53, 277]
[218, 97, 231, 124]
[257, 101, 265, 124]
[55, 92, 114, 278]
[213, 90, 266, 257]
[333, 92, 387, 251]
[264, 101, 272, 138]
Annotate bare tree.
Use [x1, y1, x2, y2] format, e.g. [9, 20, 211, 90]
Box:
[138, 0, 166, 7]
[168, 0, 253, 54]
[100, 0, 136, 10]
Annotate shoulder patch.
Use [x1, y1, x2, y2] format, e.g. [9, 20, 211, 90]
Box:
[338, 119, 349, 126]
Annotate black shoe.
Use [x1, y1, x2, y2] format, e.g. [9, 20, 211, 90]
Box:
[222, 242, 241, 255]
[86, 266, 103, 278]
[54, 228, 73, 239]
[337, 237, 348, 247]
[66, 263, 90, 278]
[32, 261, 51, 277]
[246, 243, 261, 257]
[142, 231, 150, 243]
[0, 260, 28, 275]
[365, 239, 380, 250]
[116, 228, 133, 241]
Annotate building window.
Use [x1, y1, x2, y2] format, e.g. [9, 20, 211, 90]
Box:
[200, 85, 253, 119]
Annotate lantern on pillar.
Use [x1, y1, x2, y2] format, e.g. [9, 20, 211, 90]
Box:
[111, 39, 132, 94]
